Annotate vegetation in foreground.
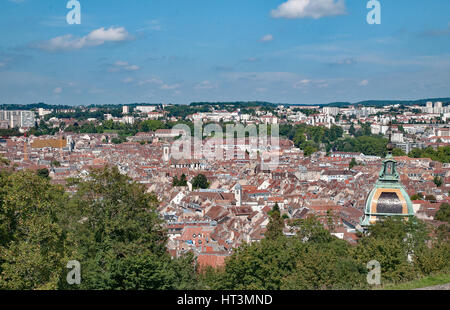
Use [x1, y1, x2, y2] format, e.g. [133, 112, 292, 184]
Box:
[380, 273, 450, 290]
[0, 164, 449, 290]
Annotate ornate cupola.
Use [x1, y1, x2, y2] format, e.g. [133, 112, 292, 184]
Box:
[360, 124, 415, 229]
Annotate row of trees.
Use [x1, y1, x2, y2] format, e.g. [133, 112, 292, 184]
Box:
[279, 124, 344, 156]
[408, 146, 450, 164]
[282, 122, 449, 162]
[0, 128, 22, 137]
[280, 123, 390, 157]
[391, 146, 450, 164]
[333, 135, 389, 157]
[173, 174, 210, 189]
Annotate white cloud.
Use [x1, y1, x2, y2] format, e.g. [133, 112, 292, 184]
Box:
[225, 72, 299, 83]
[137, 20, 163, 32]
[148, 20, 162, 31]
[0, 62, 5, 67]
[114, 61, 128, 66]
[161, 83, 180, 90]
[138, 78, 163, 86]
[87, 27, 130, 42]
[35, 26, 132, 51]
[108, 61, 140, 72]
[53, 87, 62, 94]
[271, 0, 346, 19]
[137, 78, 180, 90]
[294, 79, 329, 89]
[195, 80, 217, 90]
[299, 79, 311, 84]
[337, 58, 356, 65]
[122, 77, 134, 83]
[261, 34, 274, 42]
[245, 57, 260, 62]
[359, 79, 369, 87]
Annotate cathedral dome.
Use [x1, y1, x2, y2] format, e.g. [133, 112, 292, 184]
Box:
[360, 153, 415, 228]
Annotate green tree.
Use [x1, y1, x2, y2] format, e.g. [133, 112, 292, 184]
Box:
[410, 194, 423, 201]
[392, 148, 406, 157]
[436, 203, 450, 223]
[173, 174, 188, 187]
[434, 176, 443, 187]
[64, 166, 197, 289]
[293, 217, 333, 244]
[349, 124, 356, 136]
[425, 195, 436, 202]
[192, 174, 209, 189]
[0, 171, 71, 290]
[353, 217, 429, 284]
[332, 136, 388, 157]
[408, 146, 450, 164]
[0, 157, 10, 166]
[303, 144, 318, 157]
[349, 158, 358, 169]
[281, 242, 366, 290]
[326, 210, 336, 233]
[36, 168, 50, 179]
[265, 204, 284, 240]
[202, 217, 367, 290]
[179, 174, 188, 186]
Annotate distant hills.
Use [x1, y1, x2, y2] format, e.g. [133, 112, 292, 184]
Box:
[189, 98, 450, 108]
[321, 98, 450, 107]
[0, 97, 449, 110]
[0, 102, 68, 111]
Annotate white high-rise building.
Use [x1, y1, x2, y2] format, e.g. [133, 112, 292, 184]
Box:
[434, 102, 443, 114]
[0, 110, 35, 128]
[38, 108, 52, 117]
[122, 105, 129, 115]
[136, 106, 157, 113]
[426, 101, 433, 113]
[323, 107, 340, 116]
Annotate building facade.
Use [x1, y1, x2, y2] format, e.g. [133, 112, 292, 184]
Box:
[0, 110, 35, 128]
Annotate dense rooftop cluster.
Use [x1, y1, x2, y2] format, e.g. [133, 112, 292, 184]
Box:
[0, 101, 449, 269]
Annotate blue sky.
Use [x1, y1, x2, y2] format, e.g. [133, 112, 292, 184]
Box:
[0, 0, 449, 106]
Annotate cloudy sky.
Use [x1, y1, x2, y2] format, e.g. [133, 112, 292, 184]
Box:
[1, 0, 449, 106]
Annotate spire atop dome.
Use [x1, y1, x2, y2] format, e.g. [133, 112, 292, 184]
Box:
[386, 118, 394, 157]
